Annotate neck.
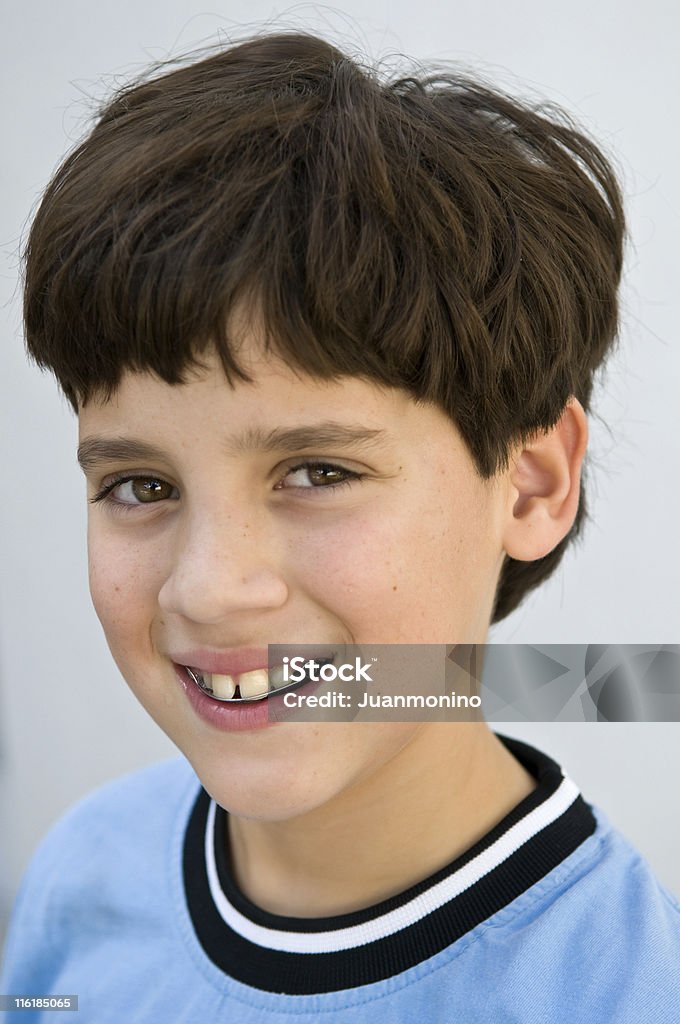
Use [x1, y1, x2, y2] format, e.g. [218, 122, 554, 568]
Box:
[227, 724, 537, 918]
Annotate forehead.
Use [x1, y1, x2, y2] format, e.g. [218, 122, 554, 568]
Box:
[77, 300, 483, 471]
[78, 298, 446, 444]
[78, 342, 404, 431]
[76, 342, 480, 482]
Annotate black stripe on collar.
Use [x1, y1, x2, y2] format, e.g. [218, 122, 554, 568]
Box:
[182, 734, 596, 995]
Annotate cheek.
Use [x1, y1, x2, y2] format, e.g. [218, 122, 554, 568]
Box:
[87, 526, 159, 661]
[87, 536, 176, 718]
[289, 496, 494, 638]
[284, 512, 436, 638]
[288, 510, 408, 617]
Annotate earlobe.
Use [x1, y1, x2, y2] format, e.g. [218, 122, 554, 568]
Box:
[502, 398, 589, 562]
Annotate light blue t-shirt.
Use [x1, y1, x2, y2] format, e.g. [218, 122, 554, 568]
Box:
[1, 734, 679, 1022]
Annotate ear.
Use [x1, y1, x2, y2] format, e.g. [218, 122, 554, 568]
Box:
[501, 397, 589, 562]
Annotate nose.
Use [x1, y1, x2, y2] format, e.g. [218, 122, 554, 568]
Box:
[157, 505, 289, 624]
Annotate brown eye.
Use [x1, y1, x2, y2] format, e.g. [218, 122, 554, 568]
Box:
[280, 463, 359, 489]
[126, 478, 173, 502]
[90, 475, 179, 510]
[306, 465, 350, 486]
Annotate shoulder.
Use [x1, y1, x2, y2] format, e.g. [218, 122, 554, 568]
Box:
[564, 804, 680, 932]
[6, 756, 199, 936]
[488, 804, 680, 1021]
[574, 808, 680, 1015]
[425, 803, 680, 1022]
[0, 757, 200, 993]
[32, 754, 198, 860]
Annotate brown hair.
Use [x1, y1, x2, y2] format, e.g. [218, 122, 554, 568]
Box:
[21, 31, 626, 622]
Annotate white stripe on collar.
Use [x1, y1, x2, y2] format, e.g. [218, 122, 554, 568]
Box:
[203, 773, 580, 955]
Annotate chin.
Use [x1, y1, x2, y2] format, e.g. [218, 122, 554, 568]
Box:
[205, 782, 331, 822]
[188, 755, 336, 821]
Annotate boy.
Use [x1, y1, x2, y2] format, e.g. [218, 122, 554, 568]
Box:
[1, 30, 678, 1022]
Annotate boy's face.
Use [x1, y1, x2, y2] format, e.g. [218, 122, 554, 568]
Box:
[78, 325, 511, 819]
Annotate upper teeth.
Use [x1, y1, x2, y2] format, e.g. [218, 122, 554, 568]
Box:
[190, 665, 287, 701]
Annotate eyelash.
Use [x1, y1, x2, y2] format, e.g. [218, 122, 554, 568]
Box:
[89, 462, 363, 515]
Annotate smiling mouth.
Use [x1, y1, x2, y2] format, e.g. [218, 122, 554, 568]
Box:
[184, 659, 335, 703]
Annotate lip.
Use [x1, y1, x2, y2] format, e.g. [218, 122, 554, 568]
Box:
[171, 643, 341, 680]
[171, 647, 271, 678]
[174, 662, 325, 732]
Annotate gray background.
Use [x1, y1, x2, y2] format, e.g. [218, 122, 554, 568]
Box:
[1, 1, 678, 948]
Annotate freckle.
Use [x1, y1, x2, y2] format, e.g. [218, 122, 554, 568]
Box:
[392, 585, 398, 591]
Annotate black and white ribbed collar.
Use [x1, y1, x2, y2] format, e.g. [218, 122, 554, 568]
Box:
[182, 733, 596, 995]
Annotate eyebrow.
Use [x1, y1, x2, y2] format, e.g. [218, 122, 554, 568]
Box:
[76, 423, 389, 473]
